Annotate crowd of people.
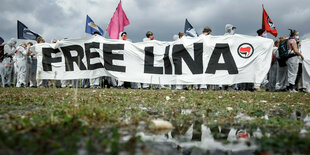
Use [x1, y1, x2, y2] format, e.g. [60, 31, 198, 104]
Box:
[0, 24, 307, 92]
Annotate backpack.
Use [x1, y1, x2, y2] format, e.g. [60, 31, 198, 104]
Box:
[277, 39, 298, 67]
[278, 39, 289, 59]
[0, 44, 4, 61]
[278, 39, 297, 59]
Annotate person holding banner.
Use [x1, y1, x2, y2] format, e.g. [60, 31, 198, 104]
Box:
[142, 31, 154, 89]
[224, 24, 236, 36]
[223, 24, 237, 91]
[257, 29, 267, 38]
[198, 27, 213, 90]
[36, 36, 50, 88]
[202, 27, 212, 36]
[119, 32, 140, 89]
[89, 32, 102, 89]
[294, 40, 306, 92]
[174, 32, 188, 90]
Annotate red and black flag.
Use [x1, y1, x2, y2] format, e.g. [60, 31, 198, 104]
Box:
[262, 5, 278, 37]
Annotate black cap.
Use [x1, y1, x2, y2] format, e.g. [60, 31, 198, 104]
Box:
[146, 31, 153, 38]
[256, 29, 265, 36]
[121, 32, 127, 36]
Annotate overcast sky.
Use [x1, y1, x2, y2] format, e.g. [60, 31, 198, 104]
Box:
[1, 0, 310, 43]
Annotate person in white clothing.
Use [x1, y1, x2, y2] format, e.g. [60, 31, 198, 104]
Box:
[141, 31, 154, 89]
[27, 42, 37, 87]
[2, 38, 17, 87]
[286, 30, 304, 92]
[15, 42, 32, 87]
[267, 40, 280, 91]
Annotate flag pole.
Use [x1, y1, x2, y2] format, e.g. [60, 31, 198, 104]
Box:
[103, 27, 107, 38]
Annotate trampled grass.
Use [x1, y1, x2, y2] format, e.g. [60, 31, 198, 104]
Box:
[0, 88, 309, 154]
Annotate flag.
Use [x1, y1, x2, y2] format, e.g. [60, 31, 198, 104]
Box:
[85, 15, 104, 36]
[262, 5, 278, 37]
[184, 19, 198, 37]
[107, 1, 130, 39]
[17, 20, 40, 40]
[0, 37, 4, 44]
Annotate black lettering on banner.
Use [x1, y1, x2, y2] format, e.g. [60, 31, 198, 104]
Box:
[85, 42, 104, 70]
[61, 45, 87, 71]
[205, 43, 238, 74]
[103, 44, 126, 72]
[42, 48, 62, 71]
[172, 43, 203, 75]
[163, 45, 172, 74]
[144, 46, 163, 74]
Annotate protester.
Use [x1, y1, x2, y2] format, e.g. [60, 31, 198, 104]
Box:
[222, 24, 237, 90]
[224, 24, 236, 35]
[267, 40, 280, 91]
[202, 27, 212, 36]
[251, 29, 269, 91]
[2, 38, 17, 87]
[36, 36, 50, 88]
[27, 42, 37, 87]
[173, 32, 189, 90]
[120, 32, 127, 41]
[143, 31, 154, 42]
[198, 27, 214, 90]
[256, 29, 267, 38]
[119, 32, 140, 89]
[259, 28, 274, 90]
[89, 32, 102, 89]
[178, 32, 186, 38]
[15, 42, 32, 87]
[275, 37, 289, 91]
[141, 31, 154, 89]
[286, 30, 304, 92]
[295, 39, 306, 92]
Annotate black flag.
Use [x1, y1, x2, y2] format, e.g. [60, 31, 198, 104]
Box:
[0, 37, 4, 44]
[17, 20, 40, 40]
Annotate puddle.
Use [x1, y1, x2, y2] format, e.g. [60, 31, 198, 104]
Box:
[116, 113, 310, 154]
[121, 124, 258, 154]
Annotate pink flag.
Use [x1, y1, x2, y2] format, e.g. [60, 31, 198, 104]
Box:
[107, 1, 130, 39]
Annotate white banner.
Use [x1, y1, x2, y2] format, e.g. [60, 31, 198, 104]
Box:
[301, 40, 310, 92]
[35, 34, 273, 85]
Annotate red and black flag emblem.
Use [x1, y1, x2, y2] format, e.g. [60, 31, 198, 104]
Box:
[262, 5, 278, 37]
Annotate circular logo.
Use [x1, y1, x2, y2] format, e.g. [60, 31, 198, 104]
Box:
[237, 43, 254, 58]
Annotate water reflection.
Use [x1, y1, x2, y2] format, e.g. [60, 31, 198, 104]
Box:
[120, 111, 310, 154]
[130, 122, 259, 154]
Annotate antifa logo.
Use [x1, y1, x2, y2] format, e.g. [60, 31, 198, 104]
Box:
[267, 16, 275, 30]
[237, 43, 254, 58]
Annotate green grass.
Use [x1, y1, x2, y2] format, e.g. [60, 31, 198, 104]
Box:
[0, 88, 310, 154]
